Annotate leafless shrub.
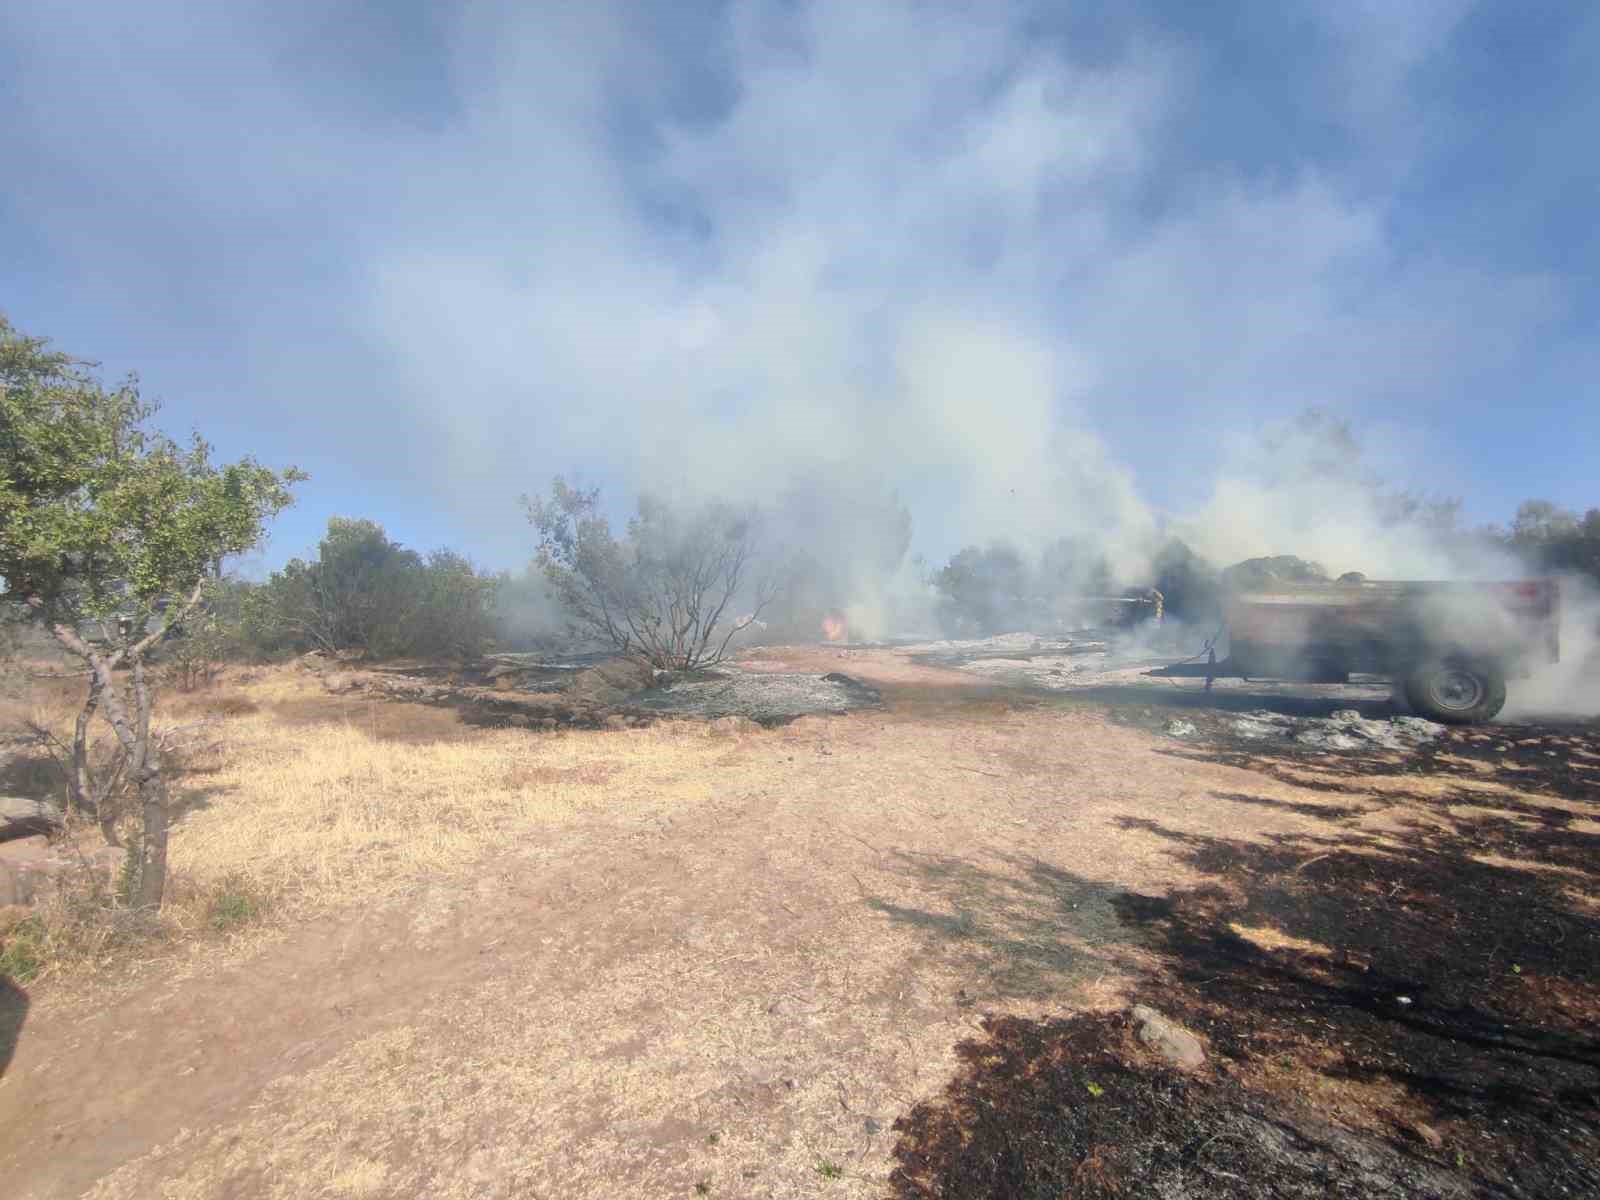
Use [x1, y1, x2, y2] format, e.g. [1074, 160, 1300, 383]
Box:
[524, 480, 782, 671]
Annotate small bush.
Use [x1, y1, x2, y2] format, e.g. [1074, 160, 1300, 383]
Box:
[209, 693, 260, 718]
[206, 875, 264, 932]
[0, 915, 48, 983]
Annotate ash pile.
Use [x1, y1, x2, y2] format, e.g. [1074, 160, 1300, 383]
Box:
[625, 668, 881, 726]
[906, 631, 1171, 690]
[1189, 708, 1447, 751]
[314, 652, 883, 730]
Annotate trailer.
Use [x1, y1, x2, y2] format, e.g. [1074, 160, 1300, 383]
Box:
[1147, 578, 1560, 724]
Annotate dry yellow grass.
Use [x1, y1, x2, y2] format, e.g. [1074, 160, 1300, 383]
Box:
[4, 666, 751, 985]
[168, 671, 750, 915]
[13, 653, 1598, 1199]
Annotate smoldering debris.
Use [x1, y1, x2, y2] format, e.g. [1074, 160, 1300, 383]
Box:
[1225, 708, 1446, 751]
[626, 669, 882, 725]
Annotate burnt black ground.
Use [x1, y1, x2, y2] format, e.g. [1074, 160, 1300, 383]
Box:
[889, 722, 1600, 1199]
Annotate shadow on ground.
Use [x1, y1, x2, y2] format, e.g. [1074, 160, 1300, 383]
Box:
[866, 852, 1137, 1001]
[880, 726, 1600, 1198]
[0, 976, 25, 1079]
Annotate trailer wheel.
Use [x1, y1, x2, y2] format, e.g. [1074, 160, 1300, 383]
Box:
[1404, 658, 1506, 724]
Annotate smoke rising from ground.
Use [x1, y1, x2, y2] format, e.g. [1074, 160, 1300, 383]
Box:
[1501, 577, 1600, 721]
[341, 2, 1567, 579]
[5, 2, 1593, 705]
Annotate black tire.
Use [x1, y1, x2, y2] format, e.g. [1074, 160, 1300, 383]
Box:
[1404, 658, 1506, 724]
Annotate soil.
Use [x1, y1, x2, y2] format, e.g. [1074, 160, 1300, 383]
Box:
[2, 644, 1597, 1198]
[890, 721, 1600, 1199]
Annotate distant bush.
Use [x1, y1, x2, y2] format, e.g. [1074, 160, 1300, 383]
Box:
[246, 518, 501, 661]
[933, 543, 1032, 636]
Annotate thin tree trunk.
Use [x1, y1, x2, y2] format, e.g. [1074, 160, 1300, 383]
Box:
[136, 765, 170, 909]
[131, 656, 168, 909]
[31, 582, 205, 909]
[69, 678, 101, 815]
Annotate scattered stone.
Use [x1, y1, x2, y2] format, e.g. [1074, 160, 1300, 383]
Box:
[1406, 1122, 1445, 1151]
[1130, 1004, 1206, 1072]
[863, 1117, 883, 1135]
[1, 796, 65, 833]
[821, 671, 881, 702]
[0, 834, 51, 859]
[1165, 719, 1198, 738]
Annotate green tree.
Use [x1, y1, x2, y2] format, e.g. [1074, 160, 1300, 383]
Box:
[0, 315, 302, 906]
[1499, 500, 1600, 581]
[260, 518, 422, 656]
[932, 543, 1030, 635]
[411, 548, 501, 660]
[254, 520, 499, 661]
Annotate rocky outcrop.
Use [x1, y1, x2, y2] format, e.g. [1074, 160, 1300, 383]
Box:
[1130, 1004, 1206, 1071]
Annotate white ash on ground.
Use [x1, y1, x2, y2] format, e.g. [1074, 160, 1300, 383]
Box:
[626, 669, 882, 725]
[1226, 708, 1447, 751]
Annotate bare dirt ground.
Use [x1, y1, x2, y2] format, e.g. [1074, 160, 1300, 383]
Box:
[1, 647, 1596, 1198]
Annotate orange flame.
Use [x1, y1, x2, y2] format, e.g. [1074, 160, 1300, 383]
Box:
[821, 613, 847, 642]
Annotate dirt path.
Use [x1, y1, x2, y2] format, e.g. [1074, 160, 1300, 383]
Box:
[3, 654, 1585, 1198]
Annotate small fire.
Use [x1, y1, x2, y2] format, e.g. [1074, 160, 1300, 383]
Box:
[821, 612, 848, 642]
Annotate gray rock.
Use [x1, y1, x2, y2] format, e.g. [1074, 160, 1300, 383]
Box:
[0, 859, 53, 907]
[1131, 1004, 1206, 1071]
[1230, 712, 1292, 739]
[1294, 728, 1366, 751]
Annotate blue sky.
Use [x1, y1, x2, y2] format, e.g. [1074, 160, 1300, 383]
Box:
[3, 1, 1596, 578]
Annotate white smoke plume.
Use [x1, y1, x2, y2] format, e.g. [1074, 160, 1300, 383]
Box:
[1501, 576, 1600, 721]
[5, 2, 1590, 704]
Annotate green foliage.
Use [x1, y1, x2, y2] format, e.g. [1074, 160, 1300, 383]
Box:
[0, 915, 48, 983]
[932, 542, 1031, 635]
[159, 578, 255, 688]
[414, 548, 502, 659]
[524, 479, 776, 670]
[117, 834, 144, 909]
[206, 875, 263, 932]
[250, 518, 501, 660]
[2, 314, 303, 910]
[814, 1160, 843, 1180]
[0, 314, 303, 626]
[1497, 500, 1600, 581]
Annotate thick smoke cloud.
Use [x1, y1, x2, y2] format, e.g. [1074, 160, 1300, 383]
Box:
[4, 3, 1591, 676]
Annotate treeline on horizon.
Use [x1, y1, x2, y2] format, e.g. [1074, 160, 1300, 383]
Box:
[166, 485, 1598, 670]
